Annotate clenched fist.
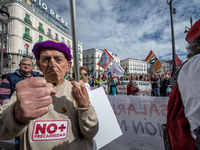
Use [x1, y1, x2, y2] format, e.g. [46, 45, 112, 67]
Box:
[14, 77, 56, 124]
[71, 80, 90, 108]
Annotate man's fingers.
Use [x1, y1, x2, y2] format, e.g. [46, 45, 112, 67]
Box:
[16, 77, 47, 90]
[46, 83, 57, 94]
[80, 80, 88, 96]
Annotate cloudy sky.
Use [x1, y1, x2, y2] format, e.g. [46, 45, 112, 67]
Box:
[42, 0, 200, 62]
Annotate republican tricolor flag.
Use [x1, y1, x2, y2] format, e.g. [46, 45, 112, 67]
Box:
[145, 50, 158, 63]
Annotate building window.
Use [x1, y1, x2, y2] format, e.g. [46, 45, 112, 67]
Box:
[38, 35, 43, 42]
[24, 13, 32, 25]
[61, 37, 65, 43]
[79, 54, 81, 61]
[78, 46, 81, 52]
[55, 33, 59, 41]
[38, 22, 44, 33]
[67, 40, 70, 48]
[47, 28, 52, 38]
[23, 27, 32, 41]
[24, 44, 29, 55]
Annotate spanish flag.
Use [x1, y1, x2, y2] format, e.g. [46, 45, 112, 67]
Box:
[145, 50, 158, 63]
[164, 71, 168, 75]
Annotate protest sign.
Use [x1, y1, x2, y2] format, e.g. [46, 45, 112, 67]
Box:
[100, 95, 168, 150]
[90, 87, 123, 149]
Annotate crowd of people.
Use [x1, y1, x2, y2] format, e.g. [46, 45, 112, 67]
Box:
[73, 72, 172, 97]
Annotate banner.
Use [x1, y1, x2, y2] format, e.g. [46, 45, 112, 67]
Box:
[99, 81, 152, 96]
[117, 81, 152, 96]
[97, 49, 114, 69]
[100, 95, 168, 150]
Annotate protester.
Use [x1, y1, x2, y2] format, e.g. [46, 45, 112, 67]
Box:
[0, 58, 40, 150]
[127, 80, 139, 95]
[107, 75, 121, 95]
[151, 73, 161, 97]
[178, 32, 200, 146]
[162, 75, 171, 96]
[80, 66, 93, 94]
[0, 40, 98, 150]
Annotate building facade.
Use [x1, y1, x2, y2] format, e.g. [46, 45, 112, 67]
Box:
[0, 0, 83, 75]
[120, 58, 147, 75]
[83, 48, 120, 78]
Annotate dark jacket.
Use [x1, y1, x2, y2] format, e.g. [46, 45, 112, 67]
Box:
[151, 77, 160, 88]
[1, 69, 40, 98]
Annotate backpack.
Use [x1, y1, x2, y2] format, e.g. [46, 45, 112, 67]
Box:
[162, 57, 197, 150]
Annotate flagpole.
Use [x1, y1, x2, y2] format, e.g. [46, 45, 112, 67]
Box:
[166, 0, 177, 77]
[69, 0, 80, 82]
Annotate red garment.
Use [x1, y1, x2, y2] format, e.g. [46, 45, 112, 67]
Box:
[127, 84, 139, 95]
[166, 84, 196, 150]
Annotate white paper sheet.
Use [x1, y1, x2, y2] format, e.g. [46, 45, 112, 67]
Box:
[90, 87, 123, 149]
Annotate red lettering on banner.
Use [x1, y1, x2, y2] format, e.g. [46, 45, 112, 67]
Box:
[35, 124, 46, 134]
[160, 104, 167, 117]
[137, 104, 148, 116]
[59, 124, 66, 132]
[47, 123, 57, 134]
[128, 104, 137, 116]
[114, 103, 166, 117]
[117, 104, 126, 116]
[149, 104, 160, 118]
[112, 104, 117, 115]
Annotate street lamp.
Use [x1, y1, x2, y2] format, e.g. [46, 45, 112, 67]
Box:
[184, 16, 193, 33]
[0, 5, 10, 76]
[166, 0, 177, 77]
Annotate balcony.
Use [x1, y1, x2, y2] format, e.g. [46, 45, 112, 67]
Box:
[23, 34, 32, 42]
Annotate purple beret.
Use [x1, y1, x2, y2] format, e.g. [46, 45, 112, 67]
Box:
[32, 40, 72, 61]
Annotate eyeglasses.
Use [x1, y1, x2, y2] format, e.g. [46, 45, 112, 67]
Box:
[82, 73, 88, 76]
[21, 63, 32, 67]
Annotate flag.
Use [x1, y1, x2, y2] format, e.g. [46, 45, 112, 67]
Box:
[145, 50, 158, 63]
[101, 73, 105, 80]
[89, 70, 95, 77]
[164, 71, 169, 75]
[123, 67, 127, 78]
[108, 61, 124, 78]
[171, 55, 182, 66]
[97, 49, 114, 69]
[154, 60, 162, 72]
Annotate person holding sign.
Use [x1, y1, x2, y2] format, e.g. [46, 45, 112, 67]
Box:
[107, 75, 121, 95]
[0, 40, 98, 150]
[127, 80, 139, 95]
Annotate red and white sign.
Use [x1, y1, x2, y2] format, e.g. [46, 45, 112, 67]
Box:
[31, 120, 70, 141]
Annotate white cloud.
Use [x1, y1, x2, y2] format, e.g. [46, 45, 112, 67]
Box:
[42, 0, 200, 61]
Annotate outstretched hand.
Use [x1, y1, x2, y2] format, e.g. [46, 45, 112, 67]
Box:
[14, 77, 56, 124]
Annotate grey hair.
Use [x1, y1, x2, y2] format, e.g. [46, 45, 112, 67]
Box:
[186, 35, 200, 58]
[20, 58, 34, 65]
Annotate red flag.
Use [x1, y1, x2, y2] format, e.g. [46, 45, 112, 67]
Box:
[101, 73, 105, 80]
[124, 67, 127, 72]
[171, 55, 182, 66]
[164, 71, 169, 75]
[97, 49, 114, 69]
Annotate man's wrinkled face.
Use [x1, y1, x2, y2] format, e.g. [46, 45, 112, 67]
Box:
[36, 49, 72, 86]
[19, 60, 34, 75]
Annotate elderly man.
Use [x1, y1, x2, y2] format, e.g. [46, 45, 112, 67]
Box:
[0, 58, 40, 150]
[0, 58, 40, 106]
[0, 40, 98, 150]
